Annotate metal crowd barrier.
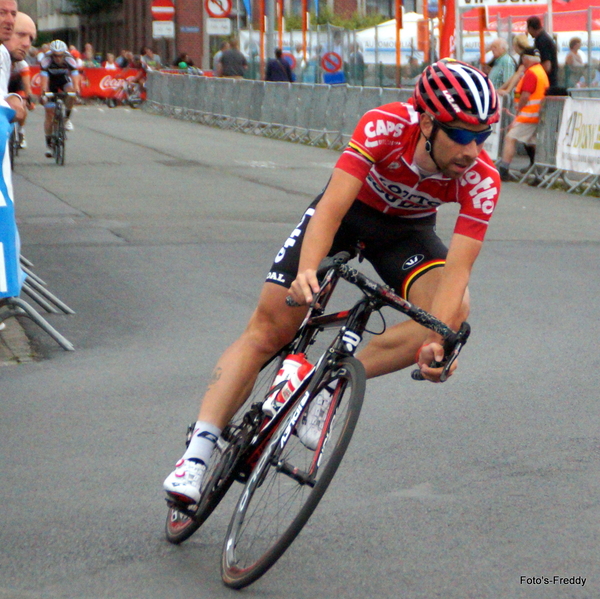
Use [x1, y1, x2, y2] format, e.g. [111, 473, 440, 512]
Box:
[146, 71, 413, 151]
[146, 72, 600, 197]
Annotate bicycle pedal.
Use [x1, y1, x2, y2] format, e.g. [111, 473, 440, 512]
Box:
[165, 497, 198, 517]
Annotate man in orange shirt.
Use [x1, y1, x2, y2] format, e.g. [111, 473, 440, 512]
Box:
[497, 48, 549, 182]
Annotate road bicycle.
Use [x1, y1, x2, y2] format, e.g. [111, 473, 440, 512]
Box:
[165, 251, 470, 589]
[45, 92, 75, 166]
[108, 80, 143, 109]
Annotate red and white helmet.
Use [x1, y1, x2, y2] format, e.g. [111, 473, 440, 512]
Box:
[413, 59, 499, 125]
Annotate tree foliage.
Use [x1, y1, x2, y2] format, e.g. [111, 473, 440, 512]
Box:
[285, 9, 388, 31]
[69, 0, 123, 15]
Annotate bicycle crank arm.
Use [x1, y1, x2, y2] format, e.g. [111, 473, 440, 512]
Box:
[276, 460, 316, 487]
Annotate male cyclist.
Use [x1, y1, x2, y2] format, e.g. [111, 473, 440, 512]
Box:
[5, 11, 36, 148]
[39, 39, 80, 157]
[164, 59, 501, 504]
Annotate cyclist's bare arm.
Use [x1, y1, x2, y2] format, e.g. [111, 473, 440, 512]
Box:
[289, 168, 363, 305]
[417, 233, 481, 380]
[71, 73, 81, 95]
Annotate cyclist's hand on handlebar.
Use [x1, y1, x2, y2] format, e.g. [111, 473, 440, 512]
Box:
[416, 342, 457, 383]
[289, 269, 320, 306]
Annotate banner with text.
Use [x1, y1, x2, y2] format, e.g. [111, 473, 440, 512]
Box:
[457, 0, 544, 6]
[30, 67, 146, 99]
[556, 98, 600, 175]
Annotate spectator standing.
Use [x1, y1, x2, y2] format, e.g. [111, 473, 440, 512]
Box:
[103, 52, 118, 70]
[496, 34, 531, 98]
[0, 0, 26, 124]
[25, 45, 36, 66]
[212, 40, 229, 71]
[6, 11, 36, 148]
[564, 37, 584, 88]
[69, 45, 84, 68]
[497, 48, 549, 181]
[216, 38, 247, 78]
[348, 42, 365, 86]
[487, 38, 516, 91]
[173, 52, 194, 68]
[83, 43, 100, 67]
[115, 50, 131, 68]
[36, 43, 49, 64]
[265, 48, 293, 82]
[292, 43, 306, 81]
[141, 46, 161, 70]
[526, 16, 558, 88]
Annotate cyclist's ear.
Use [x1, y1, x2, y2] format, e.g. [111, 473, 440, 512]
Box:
[419, 112, 434, 138]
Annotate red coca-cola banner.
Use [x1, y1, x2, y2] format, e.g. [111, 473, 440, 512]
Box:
[29, 66, 146, 99]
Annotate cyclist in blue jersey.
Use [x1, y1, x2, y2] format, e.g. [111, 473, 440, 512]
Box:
[40, 39, 80, 157]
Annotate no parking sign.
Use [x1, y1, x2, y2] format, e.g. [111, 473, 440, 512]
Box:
[321, 52, 343, 73]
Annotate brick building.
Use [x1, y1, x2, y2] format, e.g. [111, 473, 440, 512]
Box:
[35, 0, 398, 69]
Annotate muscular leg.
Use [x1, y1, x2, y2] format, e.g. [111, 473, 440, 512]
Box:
[356, 268, 470, 379]
[44, 106, 54, 137]
[196, 282, 308, 429]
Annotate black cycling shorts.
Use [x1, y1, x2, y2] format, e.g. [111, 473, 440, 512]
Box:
[266, 194, 448, 299]
[49, 76, 73, 94]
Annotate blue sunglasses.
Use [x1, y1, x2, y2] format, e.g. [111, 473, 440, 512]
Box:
[435, 120, 492, 145]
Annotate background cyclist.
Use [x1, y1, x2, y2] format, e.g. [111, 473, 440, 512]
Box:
[39, 39, 80, 157]
[5, 11, 36, 148]
[163, 59, 501, 505]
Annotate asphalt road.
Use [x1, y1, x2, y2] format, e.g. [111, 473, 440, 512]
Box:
[1, 104, 599, 599]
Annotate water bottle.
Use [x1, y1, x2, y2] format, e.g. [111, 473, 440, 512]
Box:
[263, 353, 313, 417]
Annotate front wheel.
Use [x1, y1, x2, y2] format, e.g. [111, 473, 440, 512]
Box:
[221, 356, 366, 589]
[55, 133, 65, 166]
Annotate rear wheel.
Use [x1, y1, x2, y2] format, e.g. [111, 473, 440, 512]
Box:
[165, 355, 284, 544]
[221, 357, 366, 589]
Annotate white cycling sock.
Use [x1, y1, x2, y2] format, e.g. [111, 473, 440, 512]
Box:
[181, 421, 222, 466]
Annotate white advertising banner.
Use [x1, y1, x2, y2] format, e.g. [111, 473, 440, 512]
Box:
[556, 98, 600, 175]
[483, 120, 501, 162]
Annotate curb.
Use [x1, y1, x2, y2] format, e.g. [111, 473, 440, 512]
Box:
[0, 318, 34, 365]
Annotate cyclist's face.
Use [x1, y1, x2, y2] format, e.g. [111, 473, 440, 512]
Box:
[53, 52, 66, 64]
[0, 0, 17, 43]
[420, 113, 489, 180]
[5, 13, 36, 61]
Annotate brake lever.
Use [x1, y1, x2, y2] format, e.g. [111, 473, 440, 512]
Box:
[411, 322, 470, 382]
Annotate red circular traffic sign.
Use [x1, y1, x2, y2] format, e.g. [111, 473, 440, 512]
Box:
[151, 0, 175, 21]
[282, 52, 296, 70]
[205, 0, 232, 18]
[321, 52, 342, 73]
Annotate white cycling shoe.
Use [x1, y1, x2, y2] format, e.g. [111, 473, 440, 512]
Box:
[297, 387, 333, 451]
[64, 120, 74, 131]
[44, 147, 53, 158]
[163, 458, 206, 504]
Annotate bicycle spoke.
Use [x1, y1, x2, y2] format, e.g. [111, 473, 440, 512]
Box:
[222, 358, 365, 588]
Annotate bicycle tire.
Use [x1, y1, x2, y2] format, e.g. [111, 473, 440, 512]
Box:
[165, 355, 284, 544]
[55, 134, 65, 165]
[221, 356, 366, 589]
[9, 130, 16, 169]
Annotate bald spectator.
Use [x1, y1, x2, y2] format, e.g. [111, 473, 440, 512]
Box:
[487, 38, 516, 91]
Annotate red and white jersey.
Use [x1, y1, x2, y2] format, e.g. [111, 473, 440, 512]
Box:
[11, 60, 30, 77]
[335, 102, 501, 241]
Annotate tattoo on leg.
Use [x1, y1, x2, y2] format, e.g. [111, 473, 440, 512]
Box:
[206, 367, 222, 392]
